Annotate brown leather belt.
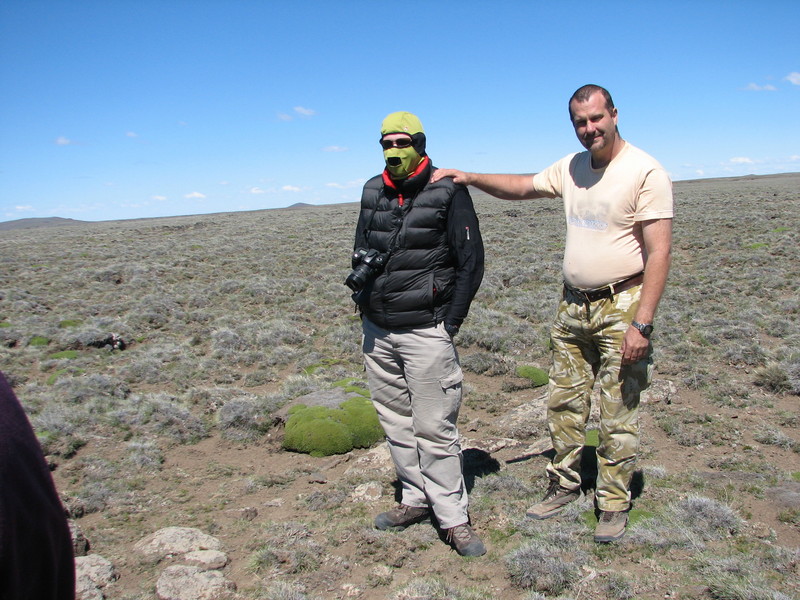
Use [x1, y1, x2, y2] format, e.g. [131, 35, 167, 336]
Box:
[565, 272, 644, 303]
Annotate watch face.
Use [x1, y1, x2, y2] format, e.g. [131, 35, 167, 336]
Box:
[643, 325, 653, 336]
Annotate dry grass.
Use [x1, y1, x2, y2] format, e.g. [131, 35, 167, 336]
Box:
[1, 173, 799, 599]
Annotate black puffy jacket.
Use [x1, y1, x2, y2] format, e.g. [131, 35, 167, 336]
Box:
[352, 158, 484, 330]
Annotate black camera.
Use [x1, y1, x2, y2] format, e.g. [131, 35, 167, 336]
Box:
[345, 248, 389, 292]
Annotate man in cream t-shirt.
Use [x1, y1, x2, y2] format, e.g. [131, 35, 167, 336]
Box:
[431, 84, 673, 543]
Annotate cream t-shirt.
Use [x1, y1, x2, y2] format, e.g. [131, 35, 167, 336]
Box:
[532, 142, 673, 289]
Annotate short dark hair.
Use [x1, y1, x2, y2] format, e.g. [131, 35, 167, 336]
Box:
[568, 84, 615, 119]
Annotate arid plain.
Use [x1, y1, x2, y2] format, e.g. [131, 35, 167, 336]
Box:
[1, 173, 798, 600]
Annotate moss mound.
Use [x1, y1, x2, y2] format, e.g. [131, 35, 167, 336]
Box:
[516, 365, 549, 387]
[283, 396, 383, 457]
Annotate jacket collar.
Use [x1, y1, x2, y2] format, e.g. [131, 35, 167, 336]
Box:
[382, 156, 432, 197]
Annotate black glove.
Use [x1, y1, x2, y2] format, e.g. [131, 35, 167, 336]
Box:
[444, 322, 460, 337]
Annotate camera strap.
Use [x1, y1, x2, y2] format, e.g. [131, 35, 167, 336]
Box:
[364, 192, 414, 261]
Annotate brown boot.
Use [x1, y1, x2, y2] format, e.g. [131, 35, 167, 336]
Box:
[594, 510, 629, 543]
[525, 480, 580, 520]
[446, 523, 486, 557]
[374, 504, 430, 530]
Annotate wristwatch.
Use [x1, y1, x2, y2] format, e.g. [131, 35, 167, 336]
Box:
[631, 320, 653, 338]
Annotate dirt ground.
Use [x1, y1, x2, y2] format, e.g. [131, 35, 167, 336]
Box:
[58, 361, 800, 600]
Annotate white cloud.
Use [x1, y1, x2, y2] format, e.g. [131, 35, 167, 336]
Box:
[249, 187, 267, 194]
[184, 192, 206, 199]
[730, 157, 754, 164]
[126, 131, 138, 138]
[326, 179, 365, 189]
[14, 205, 35, 212]
[790, 155, 800, 161]
[152, 195, 167, 201]
[694, 170, 704, 177]
[785, 72, 800, 85]
[743, 83, 777, 91]
[55, 136, 72, 145]
[282, 185, 301, 192]
[323, 146, 348, 152]
[277, 112, 293, 121]
[294, 106, 316, 117]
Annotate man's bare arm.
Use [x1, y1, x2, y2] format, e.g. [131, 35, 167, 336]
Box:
[621, 217, 673, 364]
[635, 218, 673, 325]
[430, 169, 543, 200]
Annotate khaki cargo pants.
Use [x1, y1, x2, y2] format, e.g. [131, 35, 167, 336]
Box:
[546, 284, 653, 512]
[361, 317, 468, 529]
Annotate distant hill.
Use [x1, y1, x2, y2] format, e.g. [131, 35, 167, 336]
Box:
[0, 217, 87, 232]
[2, 172, 795, 230]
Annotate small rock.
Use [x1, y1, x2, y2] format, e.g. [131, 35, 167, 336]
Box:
[345, 444, 393, 475]
[463, 436, 522, 454]
[75, 554, 117, 599]
[226, 506, 257, 521]
[308, 472, 328, 484]
[134, 527, 221, 560]
[75, 554, 117, 588]
[155, 565, 236, 600]
[351, 481, 383, 502]
[641, 379, 677, 405]
[183, 550, 229, 570]
[75, 576, 104, 600]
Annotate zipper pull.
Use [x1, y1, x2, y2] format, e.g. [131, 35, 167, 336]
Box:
[398, 194, 404, 207]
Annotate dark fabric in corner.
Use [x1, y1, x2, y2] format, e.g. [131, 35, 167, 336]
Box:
[0, 371, 75, 600]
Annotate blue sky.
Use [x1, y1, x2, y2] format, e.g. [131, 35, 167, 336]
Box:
[1, 1, 798, 223]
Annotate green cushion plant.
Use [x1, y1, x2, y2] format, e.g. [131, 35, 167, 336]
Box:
[283, 396, 383, 457]
[516, 365, 549, 387]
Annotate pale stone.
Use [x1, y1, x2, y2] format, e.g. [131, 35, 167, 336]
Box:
[75, 554, 117, 587]
[75, 554, 117, 600]
[135, 527, 222, 560]
[183, 549, 229, 570]
[155, 565, 236, 600]
[350, 481, 383, 502]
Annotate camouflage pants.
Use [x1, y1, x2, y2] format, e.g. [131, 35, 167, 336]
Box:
[546, 284, 653, 511]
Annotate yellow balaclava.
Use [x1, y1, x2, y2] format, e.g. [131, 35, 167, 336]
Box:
[380, 111, 427, 180]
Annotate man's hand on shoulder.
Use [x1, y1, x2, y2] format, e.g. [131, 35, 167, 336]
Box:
[431, 168, 472, 185]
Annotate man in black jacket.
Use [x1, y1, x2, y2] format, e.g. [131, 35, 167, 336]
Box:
[347, 111, 485, 556]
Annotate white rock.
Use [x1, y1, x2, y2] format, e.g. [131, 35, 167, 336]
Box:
[183, 549, 229, 570]
[75, 554, 117, 587]
[134, 527, 222, 560]
[75, 554, 117, 600]
[345, 443, 393, 475]
[155, 565, 236, 600]
[350, 481, 383, 502]
[75, 575, 104, 600]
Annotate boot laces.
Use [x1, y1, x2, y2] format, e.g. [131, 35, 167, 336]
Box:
[447, 524, 472, 544]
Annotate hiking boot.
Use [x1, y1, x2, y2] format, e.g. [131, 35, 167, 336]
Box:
[374, 504, 430, 530]
[594, 510, 629, 543]
[446, 523, 486, 557]
[525, 480, 580, 520]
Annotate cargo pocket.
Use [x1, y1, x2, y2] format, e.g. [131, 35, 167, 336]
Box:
[440, 366, 463, 391]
